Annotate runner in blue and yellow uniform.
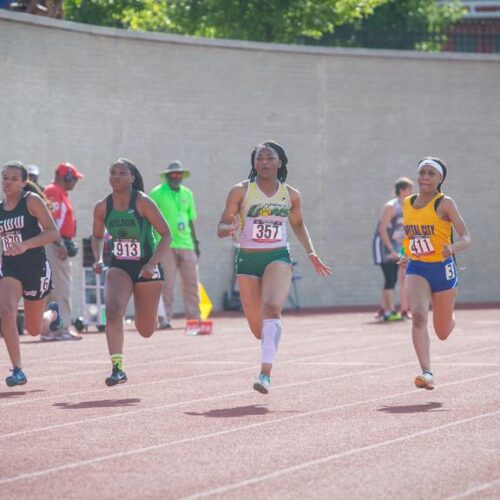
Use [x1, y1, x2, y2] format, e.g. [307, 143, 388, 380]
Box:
[218, 141, 332, 394]
[92, 158, 171, 386]
[400, 157, 470, 390]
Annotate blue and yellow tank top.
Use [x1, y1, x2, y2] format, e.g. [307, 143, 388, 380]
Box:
[105, 190, 156, 261]
[238, 181, 291, 250]
[403, 193, 452, 263]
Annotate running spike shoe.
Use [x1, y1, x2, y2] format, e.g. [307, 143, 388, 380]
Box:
[415, 371, 434, 390]
[6, 367, 27, 387]
[105, 365, 128, 387]
[48, 302, 63, 332]
[253, 373, 271, 394]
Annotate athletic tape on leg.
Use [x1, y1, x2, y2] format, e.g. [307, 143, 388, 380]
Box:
[261, 319, 282, 364]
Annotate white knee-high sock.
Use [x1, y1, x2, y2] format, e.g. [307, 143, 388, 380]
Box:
[261, 319, 282, 365]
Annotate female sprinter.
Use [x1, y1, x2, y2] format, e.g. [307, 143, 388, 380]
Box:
[0, 161, 63, 386]
[400, 157, 470, 389]
[217, 141, 332, 394]
[92, 159, 171, 386]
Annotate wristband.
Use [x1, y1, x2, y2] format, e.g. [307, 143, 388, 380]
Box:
[308, 251, 317, 257]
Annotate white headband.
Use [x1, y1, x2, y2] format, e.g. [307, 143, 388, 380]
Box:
[417, 159, 444, 177]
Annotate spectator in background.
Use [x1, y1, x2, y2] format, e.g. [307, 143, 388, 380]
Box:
[149, 161, 200, 330]
[372, 177, 414, 321]
[27, 164, 44, 192]
[7, 1, 63, 18]
[42, 162, 84, 341]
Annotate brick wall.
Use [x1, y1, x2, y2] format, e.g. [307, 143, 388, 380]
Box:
[1, 11, 499, 318]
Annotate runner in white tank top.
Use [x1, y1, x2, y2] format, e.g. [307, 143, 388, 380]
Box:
[217, 141, 332, 395]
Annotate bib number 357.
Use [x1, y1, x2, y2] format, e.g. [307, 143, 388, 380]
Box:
[252, 220, 283, 243]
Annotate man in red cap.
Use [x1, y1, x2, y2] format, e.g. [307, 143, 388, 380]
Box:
[42, 162, 84, 341]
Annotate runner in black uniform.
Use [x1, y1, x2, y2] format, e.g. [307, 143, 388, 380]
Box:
[0, 161, 61, 387]
[92, 158, 171, 386]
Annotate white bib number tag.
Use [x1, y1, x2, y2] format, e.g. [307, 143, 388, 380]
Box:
[113, 239, 141, 260]
[1, 233, 22, 251]
[252, 220, 283, 243]
[445, 263, 455, 281]
[409, 236, 435, 257]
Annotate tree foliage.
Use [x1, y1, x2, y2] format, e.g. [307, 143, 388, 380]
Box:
[64, 0, 390, 40]
[329, 0, 466, 50]
[63, 0, 465, 51]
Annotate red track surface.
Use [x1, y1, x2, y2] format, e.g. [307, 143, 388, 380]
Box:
[1, 309, 499, 499]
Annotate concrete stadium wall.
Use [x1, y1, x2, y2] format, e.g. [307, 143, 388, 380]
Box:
[1, 10, 499, 320]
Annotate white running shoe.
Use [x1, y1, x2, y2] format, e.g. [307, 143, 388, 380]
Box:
[253, 374, 270, 394]
[415, 371, 434, 390]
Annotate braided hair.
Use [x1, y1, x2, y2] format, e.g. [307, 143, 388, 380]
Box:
[113, 158, 144, 192]
[418, 156, 447, 192]
[2, 161, 50, 206]
[248, 140, 288, 183]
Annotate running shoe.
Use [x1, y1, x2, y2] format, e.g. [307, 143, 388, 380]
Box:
[48, 302, 63, 332]
[253, 373, 270, 394]
[6, 367, 27, 387]
[415, 371, 434, 390]
[384, 311, 403, 322]
[401, 310, 412, 320]
[374, 308, 385, 321]
[105, 365, 128, 387]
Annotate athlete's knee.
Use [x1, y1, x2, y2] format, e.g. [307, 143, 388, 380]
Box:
[261, 302, 282, 318]
[137, 326, 155, 338]
[411, 307, 428, 328]
[105, 303, 125, 322]
[0, 306, 16, 323]
[25, 326, 42, 337]
[435, 318, 455, 341]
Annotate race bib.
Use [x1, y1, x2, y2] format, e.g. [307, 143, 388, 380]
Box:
[113, 239, 141, 260]
[252, 220, 283, 243]
[1, 233, 22, 250]
[409, 236, 435, 257]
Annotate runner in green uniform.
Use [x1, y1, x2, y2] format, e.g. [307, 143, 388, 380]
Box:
[92, 158, 171, 386]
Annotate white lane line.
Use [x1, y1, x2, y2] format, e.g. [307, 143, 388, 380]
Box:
[0, 347, 497, 440]
[444, 477, 500, 499]
[0, 339, 410, 408]
[0, 372, 498, 486]
[434, 363, 500, 367]
[172, 361, 254, 365]
[183, 409, 500, 499]
[298, 362, 385, 366]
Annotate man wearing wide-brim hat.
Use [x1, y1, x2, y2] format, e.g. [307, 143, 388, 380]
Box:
[149, 161, 201, 330]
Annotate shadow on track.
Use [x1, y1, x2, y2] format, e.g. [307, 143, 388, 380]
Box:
[53, 398, 141, 409]
[0, 389, 45, 399]
[185, 404, 272, 418]
[377, 401, 446, 414]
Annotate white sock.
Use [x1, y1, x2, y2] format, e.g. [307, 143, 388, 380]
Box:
[261, 319, 282, 365]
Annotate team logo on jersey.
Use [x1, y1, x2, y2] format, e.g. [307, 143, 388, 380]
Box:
[0, 215, 24, 234]
[404, 224, 435, 237]
[247, 203, 290, 218]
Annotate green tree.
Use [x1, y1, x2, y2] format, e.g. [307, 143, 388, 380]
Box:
[165, 0, 390, 43]
[63, 0, 465, 51]
[329, 0, 466, 50]
[64, 0, 390, 40]
[64, 0, 172, 30]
